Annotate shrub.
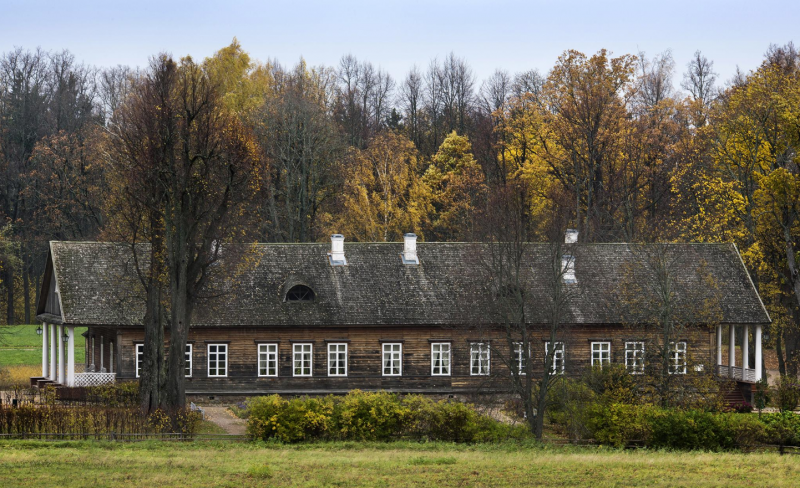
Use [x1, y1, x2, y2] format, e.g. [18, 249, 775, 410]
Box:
[647, 409, 767, 451]
[754, 379, 770, 414]
[547, 378, 597, 441]
[760, 412, 800, 446]
[774, 376, 800, 413]
[85, 381, 140, 407]
[584, 403, 654, 447]
[0, 403, 201, 438]
[245, 390, 527, 443]
[246, 394, 334, 442]
[335, 391, 410, 441]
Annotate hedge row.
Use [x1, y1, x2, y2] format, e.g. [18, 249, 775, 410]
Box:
[246, 390, 529, 443]
[0, 404, 201, 437]
[585, 403, 800, 450]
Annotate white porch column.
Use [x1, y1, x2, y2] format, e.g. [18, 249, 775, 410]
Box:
[743, 324, 750, 372]
[755, 324, 763, 381]
[67, 326, 75, 387]
[100, 335, 104, 372]
[728, 324, 736, 368]
[716, 324, 723, 367]
[41, 323, 49, 378]
[49, 324, 56, 380]
[57, 324, 65, 384]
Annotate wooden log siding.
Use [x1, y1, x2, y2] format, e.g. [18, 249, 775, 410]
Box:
[101, 324, 716, 395]
[83, 326, 118, 372]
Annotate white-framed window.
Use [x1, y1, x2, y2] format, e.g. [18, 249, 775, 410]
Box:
[328, 343, 348, 376]
[513, 342, 528, 375]
[293, 343, 313, 377]
[591, 342, 611, 368]
[431, 343, 451, 376]
[135, 343, 143, 378]
[546, 342, 565, 374]
[470, 343, 490, 376]
[625, 342, 645, 374]
[207, 344, 228, 377]
[185, 344, 192, 377]
[258, 343, 279, 377]
[382, 343, 402, 376]
[670, 341, 687, 375]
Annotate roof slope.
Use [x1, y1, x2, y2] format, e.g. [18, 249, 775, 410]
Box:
[41, 241, 770, 327]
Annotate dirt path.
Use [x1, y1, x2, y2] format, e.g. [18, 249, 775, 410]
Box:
[202, 406, 247, 435]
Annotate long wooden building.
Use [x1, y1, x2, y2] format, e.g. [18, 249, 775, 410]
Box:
[32, 233, 770, 399]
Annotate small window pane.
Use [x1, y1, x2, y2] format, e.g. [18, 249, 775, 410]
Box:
[431, 343, 451, 376]
[625, 342, 645, 374]
[382, 343, 402, 376]
[208, 344, 227, 377]
[185, 344, 192, 377]
[293, 344, 313, 376]
[546, 342, 565, 374]
[135, 344, 143, 378]
[670, 341, 687, 375]
[259, 344, 278, 377]
[470, 343, 490, 376]
[513, 343, 528, 375]
[328, 343, 347, 376]
[591, 342, 611, 368]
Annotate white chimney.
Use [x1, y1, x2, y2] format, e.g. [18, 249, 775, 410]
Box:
[401, 233, 419, 265]
[328, 234, 347, 266]
[565, 229, 578, 244]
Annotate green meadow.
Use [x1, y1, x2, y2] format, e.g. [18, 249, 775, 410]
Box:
[1, 441, 798, 487]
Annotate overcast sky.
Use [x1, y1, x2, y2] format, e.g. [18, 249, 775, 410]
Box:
[2, 0, 797, 91]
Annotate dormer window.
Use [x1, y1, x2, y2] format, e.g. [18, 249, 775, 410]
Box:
[562, 255, 576, 284]
[285, 285, 315, 302]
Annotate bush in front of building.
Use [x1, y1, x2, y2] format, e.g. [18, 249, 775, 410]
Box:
[579, 404, 800, 450]
[774, 375, 800, 413]
[246, 390, 529, 443]
[0, 403, 201, 438]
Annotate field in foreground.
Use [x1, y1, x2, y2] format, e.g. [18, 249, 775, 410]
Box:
[1, 441, 799, 487]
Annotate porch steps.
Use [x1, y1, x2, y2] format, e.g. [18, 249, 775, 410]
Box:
[33, 378, 58, 389]
[723, 387, 748, 408]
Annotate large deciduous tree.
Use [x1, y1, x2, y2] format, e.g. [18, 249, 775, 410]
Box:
[109, 54, 261, 410]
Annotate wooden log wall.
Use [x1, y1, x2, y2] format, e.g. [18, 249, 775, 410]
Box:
[82, 323, 717, 396]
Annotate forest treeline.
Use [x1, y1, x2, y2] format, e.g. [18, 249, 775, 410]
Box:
[1, 40, 800, 374]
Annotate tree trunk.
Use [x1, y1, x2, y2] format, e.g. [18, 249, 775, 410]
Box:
[5, 266, 14, 325]
[164, 234, 190, 410]
[140, 284, 165, 413]
[23, 253, 30, 324]
[777, 332, 786, 376]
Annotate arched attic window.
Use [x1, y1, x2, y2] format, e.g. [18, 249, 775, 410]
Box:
[285, 284, 315, 302]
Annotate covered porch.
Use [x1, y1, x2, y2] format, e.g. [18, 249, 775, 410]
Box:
[32, 322, 115, 388]
[715, 323, 764, 384]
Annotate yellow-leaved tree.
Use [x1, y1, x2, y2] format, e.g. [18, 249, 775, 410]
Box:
[333, 131, 433, 241]
[423, 131, 487, 240]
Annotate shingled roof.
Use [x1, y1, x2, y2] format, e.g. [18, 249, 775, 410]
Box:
[37, 241, 770, 327]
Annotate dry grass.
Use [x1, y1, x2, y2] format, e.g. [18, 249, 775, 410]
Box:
[0, 441, 799, 487]
[0, 364, 39, 388]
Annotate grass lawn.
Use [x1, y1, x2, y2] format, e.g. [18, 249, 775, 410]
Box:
[0, 441, 798, 487]
[0, 324, 86, 367]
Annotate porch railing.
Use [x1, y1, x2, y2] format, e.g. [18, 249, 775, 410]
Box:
[74, 372, 116, 387]
[717, 365, 756, 383]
